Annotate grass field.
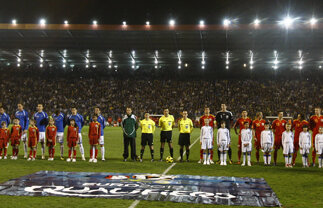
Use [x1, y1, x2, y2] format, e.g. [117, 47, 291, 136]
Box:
[0, 126, 322, 208]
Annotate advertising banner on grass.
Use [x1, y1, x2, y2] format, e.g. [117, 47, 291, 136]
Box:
[0, 171, 280, 207]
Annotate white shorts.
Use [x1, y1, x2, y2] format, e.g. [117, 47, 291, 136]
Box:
[299, 145, 310, 155]
[99, 135, 105, 145]
[78, 133, 83, 144]
[242, 143, 252, 153]
[262, 143, 273, 153]
[56, 133, 64, 144]
[218, 141, 228, 151]
[21, 132, 27, 142]
[201, 138, 213, 150]
[283, 143, 294, 154]
[39, 132, 46, 143]
[317, 144, 323, 155]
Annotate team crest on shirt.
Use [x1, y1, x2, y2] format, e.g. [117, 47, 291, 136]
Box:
[52, 129, 55, 131]
[185, 125, 189, 129]
[315, 119, 318, 123]
[321, 119, 323, 122]
[32, 129, 36, 132]
[74, 128, 77, 132]
[16, 128, 19, 131]
[261, 123, 264, 126]
[148, 124, 151, 129]
[95, 125, 98, 128]
[168, 122, 172, 126]
[282, 123, 285, 126]
[256, 123, 260, 127]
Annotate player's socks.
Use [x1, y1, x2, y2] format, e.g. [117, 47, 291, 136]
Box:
[73, 150, 77, 158]
[224, 153, 227, 163]
[52, 148, 55, 158]
[268, 154, 271, 164]
[242, 153, 246, 164]
[60, 145, 64, 157]
[217, 150, 221, 161]
[170, 147, 174, 158]
[274, 149, 278, 164]
[256, 150, 260, 162]
[203, 153, 206, 162]
[23, 142, 28, 157]
[210, 150, 213, 160]
[200, 149, 203, 160]
[284, 156, 288, 165]
[312, 149, 316, 164]
[33, 150, 36, 158]
[68, 149, 72, 158]
[228, 148, 232, 160]
[150, 149, 154, 159]
[319, 156, 322, 167]
[29, 149, 33, 158]
[140, 149, 144, 159]
[179, 149, 183, 160]
[186, 149, 190, 160]
[263, 155, 267, 164]
[79, 143, 84, 155]
[207, 153, 211, 162]
[160, 148, 164, 159]
[95, 149, 98, 159]
[288, 155, 292, 165]
[90, 149, 93, 159]
[247, 153, 251, 163]
[101, 146, 105, 159]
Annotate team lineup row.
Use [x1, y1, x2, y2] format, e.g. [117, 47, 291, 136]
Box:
[0, 104, 323, 167]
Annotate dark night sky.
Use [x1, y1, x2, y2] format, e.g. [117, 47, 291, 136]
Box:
[0, 0, 322, 24]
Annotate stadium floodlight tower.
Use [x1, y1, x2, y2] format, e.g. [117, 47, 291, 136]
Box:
[223, 19, 231, 27]
[64, 20, 69, 25]
[225, 51, 230, 69]
[92, 20, 98, 26]
[201, 51, 206, 69]
[12, 19, 17, 25]
[199, 20, 205, 27]
[169, 19, 175, 26]
[309, 17, 318, 26]
[249, 50, 254, 69]
[253, 18, 260, 26]
[39, 18, 46, 26]
[298, 50, 304, 70]
[146, 21, 150, 26]
[279, 15, 296, 29]
[272, 50, 279, 70]
[177, 50, 182, 69]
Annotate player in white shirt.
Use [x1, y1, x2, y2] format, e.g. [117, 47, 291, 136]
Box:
[200, 119, 214, 165]
[216, 121, 230, 166]
[241, 122, 252, 166]
[315, 126, 323, 168]
[261, 122, 274, 166]
[282, 123, 294, 168]
[299, 125, 311, 168]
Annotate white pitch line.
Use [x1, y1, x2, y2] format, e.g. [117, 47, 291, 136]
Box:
[128, 136, 201, 208]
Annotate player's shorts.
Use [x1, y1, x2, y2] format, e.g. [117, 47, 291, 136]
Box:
[282, 143, 294, 154]
[89, 136, 99, 145]
[178, 133, 190, 146]
[316, 143, 323, 155]
[0, 139, 7, 148]
[78, 133, 83, 145]
[241, 143, 252, 153]
[46, 138, 56, 147]
[160, 131, 172, 143]
[299, 145, 310, 155]
[56, 132, 64, 144]
[68, 138, 77, 148]
[217, 141, 228, 151]
[99, 135, 104, 145]
[28, 137, 37, 148]
[274, 137, 282, 149]
[262, 143, 273, 153]
[21, 132, 27, 142]
[141, 133, 153, 146]
[201, 138, 213, 150]
[11, 138, 20, 146]
[39, 132, 46, 143]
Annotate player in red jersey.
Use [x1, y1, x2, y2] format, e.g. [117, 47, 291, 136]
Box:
[66, 119, 79, 162]
[10, 118, 22, 160]
[198, 107, 215, 164]
[27, 119, 39, 161]
[0, 122, 10, 159]
[271, 112, 287, 165]
[292, 114, 309, 165]
[233, 111, 252, 164]
[46, 118, 57, 161]
[309, 107, 323, 166]
[88, 115, 101, 163]
[252, 112, 266, 163]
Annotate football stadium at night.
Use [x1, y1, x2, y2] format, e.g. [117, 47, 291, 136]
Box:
[0, 0, 323, 207]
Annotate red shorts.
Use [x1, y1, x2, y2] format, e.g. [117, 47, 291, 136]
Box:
[28, 137, 37, 148]
[0, 139, 7, 148]
[89, 136, 99, 145]
[68, 138, 77, 148]
[274, 137, 282, 149]
[11, 138, 20, 146]
[46, 139, 56, 147]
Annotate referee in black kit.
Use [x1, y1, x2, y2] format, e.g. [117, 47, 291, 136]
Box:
[215, 104, 234, 164]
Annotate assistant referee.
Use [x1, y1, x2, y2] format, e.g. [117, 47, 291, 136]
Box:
[178, 111, 194, 162]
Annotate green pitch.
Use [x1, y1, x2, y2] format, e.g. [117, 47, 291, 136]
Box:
[0, 127, 322, 208]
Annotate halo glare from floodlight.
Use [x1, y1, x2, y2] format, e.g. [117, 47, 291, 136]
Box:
[223, 19, 231, 26]
[169, 19, 175, 26]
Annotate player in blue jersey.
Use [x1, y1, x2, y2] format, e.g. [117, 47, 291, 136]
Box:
[15, 103, 29, 158]
[53, 110, 67, 160]
[94, 107, 106, 161]
[33, 104, 49, 159]
[0, 107, 11, 127]
[68, 107, 85, 160]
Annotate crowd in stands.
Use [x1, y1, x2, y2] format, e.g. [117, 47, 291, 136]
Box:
[0, 67, 322, 122]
